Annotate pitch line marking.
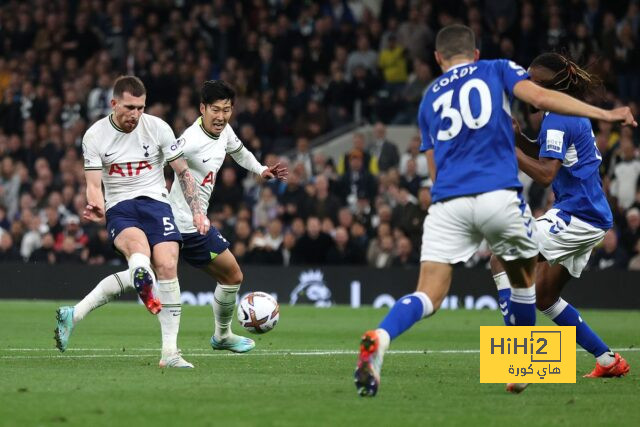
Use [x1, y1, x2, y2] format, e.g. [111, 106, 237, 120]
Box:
[1, 348, 638, 360]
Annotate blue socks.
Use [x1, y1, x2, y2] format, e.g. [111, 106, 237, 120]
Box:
[508, 286, 537, 326]
[543, 298, 610, 358]
[378, 292, 434, 340]
[494, 272, 513, 325]
[493, 272, 536, 326]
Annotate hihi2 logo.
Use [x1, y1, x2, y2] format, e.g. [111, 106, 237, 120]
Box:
[480, 327, 576, 383]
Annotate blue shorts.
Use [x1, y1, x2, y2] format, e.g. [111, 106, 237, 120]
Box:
[181, 226, 230, 268]
[105, 197, 182, 247]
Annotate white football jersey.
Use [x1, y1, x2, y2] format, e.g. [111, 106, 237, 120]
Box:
[83, 114, 183, 211]
[168, 117, 244, 233]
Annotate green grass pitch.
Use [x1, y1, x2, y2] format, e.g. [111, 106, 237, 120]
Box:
[0, 301, 638, 427]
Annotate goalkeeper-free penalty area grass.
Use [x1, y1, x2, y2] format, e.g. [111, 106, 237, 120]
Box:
[0, 301, 638, 427]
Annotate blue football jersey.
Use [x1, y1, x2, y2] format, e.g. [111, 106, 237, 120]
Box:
[537, 113, 613, 230]
[419, 59, 528, 202]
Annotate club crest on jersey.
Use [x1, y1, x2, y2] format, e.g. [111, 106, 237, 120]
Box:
[142, 144, 150, 157]
[108, 161, 152, 177]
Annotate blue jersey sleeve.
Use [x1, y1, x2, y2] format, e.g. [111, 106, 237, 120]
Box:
[538, 114, 570, 161]
[418, 100, 433, 152]
[497, 59, 529, 98]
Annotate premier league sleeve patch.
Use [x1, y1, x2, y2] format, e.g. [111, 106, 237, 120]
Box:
[545, 129, 564, 153]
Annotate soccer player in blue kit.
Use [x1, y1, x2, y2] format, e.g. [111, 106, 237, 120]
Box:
[354, 25, 636, 397]
[490, 53, 630, 393]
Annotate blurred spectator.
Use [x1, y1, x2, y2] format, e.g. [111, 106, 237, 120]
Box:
[609, 136, 640, 210]
[391, 236, 418, 267]
[53, 214, 88, 252]
[367, 234, 394, 268]
[19, 211, 43, 260]
[369, 122, 399, 173]
[279, 230, 297, 266]
[290, 137, 314, 178]
[377, 33, 408, 94]
[291, 216, 335, 265]
[253, 186, 279, 229]
[87, 228, 119, 265]
[28, 231, 55, 264]
[391, 59, 432, 124]
[213, 168, 244, 213]
[628, 240, 640, 270]
[305, 174, 341, 223]
[338, 149, 377, 208]
[326, 226, 365, 264]
[56, 234, 85, 264]
[589, 229, 629, 270]
[620, 207, 640, 256]
[346, 34, 378, 80]
[0, 157, 20, 218]
[0, 230, 20, 261]
[396, 5, 433, 61]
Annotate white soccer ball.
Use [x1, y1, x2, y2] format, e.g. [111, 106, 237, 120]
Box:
[237, 292, 280, 334]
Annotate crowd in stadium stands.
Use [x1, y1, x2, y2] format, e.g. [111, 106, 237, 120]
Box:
[0, 0, 639, 270]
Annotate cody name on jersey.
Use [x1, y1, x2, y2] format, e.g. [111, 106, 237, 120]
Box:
[169, 117, 267, 234]
[83, 114, 182, 210]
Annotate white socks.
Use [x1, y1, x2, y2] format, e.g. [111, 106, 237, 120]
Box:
[156, 278, 181, 356]
[73, 271, 131, 323]
[213, 283, 240, 340]
[492, 271, 511, 291]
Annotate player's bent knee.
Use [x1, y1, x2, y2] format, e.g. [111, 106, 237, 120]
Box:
[153, 260, 178, 280]
[220, 268, 243, 285]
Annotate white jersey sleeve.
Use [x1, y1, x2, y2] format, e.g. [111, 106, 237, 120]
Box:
[225, 127, 244, 155]
[225, 127, 267, 175]
[156, 118, 183, 163]
[82, 131, 102, 171]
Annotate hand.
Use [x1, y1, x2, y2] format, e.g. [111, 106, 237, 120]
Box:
[83, 203, 104, 222]
[607, 107, 638, 127]
[193, 212, 210, 235]
[261, 163, 288, 181]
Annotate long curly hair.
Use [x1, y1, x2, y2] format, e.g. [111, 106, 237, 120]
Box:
[529, 52, 601, 101]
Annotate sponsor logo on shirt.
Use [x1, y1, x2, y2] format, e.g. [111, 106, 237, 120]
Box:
[545, 129, 564, 153]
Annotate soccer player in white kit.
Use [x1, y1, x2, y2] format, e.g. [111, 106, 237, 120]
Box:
[354, 25, 637, 397]
[54, 80, 287, 364]
[54, 76, 208, 368]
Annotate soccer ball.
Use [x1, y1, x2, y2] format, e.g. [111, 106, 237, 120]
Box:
[237, 292, 280, 334]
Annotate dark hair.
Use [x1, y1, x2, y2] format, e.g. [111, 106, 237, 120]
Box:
[200, 80, 236, 105]
[435, 24, 476, 60]
[529, 53, 601, 100]
[113, 76, 146, 98]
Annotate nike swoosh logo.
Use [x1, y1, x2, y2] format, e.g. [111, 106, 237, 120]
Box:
[105, 152, 115, 157]
[163, 231, 176, 236]
[203, 158, 211, 163]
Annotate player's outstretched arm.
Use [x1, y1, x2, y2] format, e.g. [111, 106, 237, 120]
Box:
[513, 80, 637, 126]
[228, 145, 287, 180]
[84, 170, 105, 222]
[515, 148, 562, 186]
[169, 157, 209, 234]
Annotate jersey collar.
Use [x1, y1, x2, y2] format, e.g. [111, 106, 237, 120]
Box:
[109, 114, 127, 133]
[445, 62, 472, 72]
[198, 117, 220, 140]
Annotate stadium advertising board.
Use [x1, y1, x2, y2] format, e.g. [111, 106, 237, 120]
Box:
[0, 263, 638, 310]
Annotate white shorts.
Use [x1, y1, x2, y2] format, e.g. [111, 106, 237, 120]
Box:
[535, 209, 606, 278]
[421, 189, 539, 264]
